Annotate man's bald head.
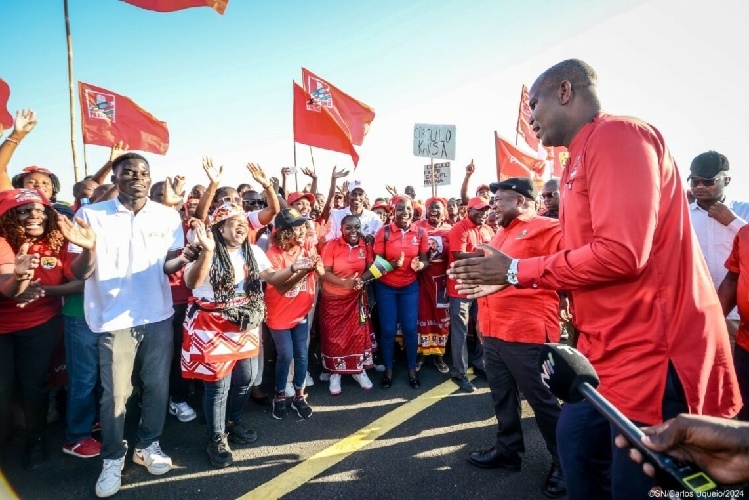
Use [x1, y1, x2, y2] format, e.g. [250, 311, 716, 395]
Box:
[535, 59, 598, 94]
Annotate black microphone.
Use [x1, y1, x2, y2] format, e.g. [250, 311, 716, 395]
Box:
[538, 343, 718, 494]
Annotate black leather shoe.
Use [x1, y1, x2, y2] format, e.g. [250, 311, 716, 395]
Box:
[543, 464, 566, 498]
[471, 366, 487, 379]
[408, 375, 421, 389]
[24, 436, 47, 471]
[380, 376, 393, 389]
[468, 447, 521, 471]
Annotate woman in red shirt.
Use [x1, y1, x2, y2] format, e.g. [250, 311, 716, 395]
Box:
[414, 198, 452, 374]
[373, 196, 429, 389]
[319, 215, 375, 395]
[0, 189, 82, 470]
[265, 209, 324, 420]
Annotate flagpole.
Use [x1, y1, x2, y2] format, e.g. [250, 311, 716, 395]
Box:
[309, 145, 315, 173]
[64, 0, 81, 182]
[83, 143, 89, 177]
[515, 86, 524, 147]
[430, 157, 436, 198]
[293, 141, 298, 192]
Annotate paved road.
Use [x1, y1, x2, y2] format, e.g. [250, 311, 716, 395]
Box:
[1, 363, 561, 500]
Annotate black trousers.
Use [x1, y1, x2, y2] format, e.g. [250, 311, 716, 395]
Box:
[0, 316, 61, 446]
[483, 336, 561, 463]
[169, 303, 189, 404]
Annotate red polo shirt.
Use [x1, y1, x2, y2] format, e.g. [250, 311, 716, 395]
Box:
[321, 237, 372, 296]
[724, 226, 749, 353]
[0, 237, 71, 333]
[447, 217, 494, 298]
[478, 213, 562, 343]
[373, 222, 429, 288]
[516, 113, 740, 425]
[264, 244, 317, 330]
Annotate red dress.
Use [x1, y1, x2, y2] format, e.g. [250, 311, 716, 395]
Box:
[414, 219, 451, 355]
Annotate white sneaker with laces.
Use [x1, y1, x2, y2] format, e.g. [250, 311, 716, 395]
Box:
[319, 372, 331, 382]
[95, 456, 125, 498]
[329, 374, 342, 395]
[305, 371, 315, 387]
[169, 399, 197, 423]
[133, 441, 172, 475]
[285, 382, 295, 398]
[352, 371, 374, 390]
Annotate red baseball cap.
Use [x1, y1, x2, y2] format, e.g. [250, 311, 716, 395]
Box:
[467, 196, 491, 210]
[372, 200, 389, 211]
[476, 184, 491, 195]
[287, 192, 315, 206]
[0, 188, 50, 216]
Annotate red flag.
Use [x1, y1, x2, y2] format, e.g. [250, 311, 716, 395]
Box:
[79, 81, 169, 155]
[0, 78, 12, 130]
[293, 82, 359, 167]
[121, 0, 228, 14]
[494, 132, 545, 180]
[549, 146, 569, 177]
[516, 85, 542, 153]
[301, 68, 375, 146]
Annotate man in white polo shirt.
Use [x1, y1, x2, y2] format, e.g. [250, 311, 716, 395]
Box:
[61, 153, 198, 498]
[326, 180, 382, 243]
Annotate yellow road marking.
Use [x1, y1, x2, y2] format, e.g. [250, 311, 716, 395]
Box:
[240, 375, 474, 500]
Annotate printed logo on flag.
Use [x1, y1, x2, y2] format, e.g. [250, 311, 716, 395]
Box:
[306, 76, 333, 112]
[85, 90, 116, 122]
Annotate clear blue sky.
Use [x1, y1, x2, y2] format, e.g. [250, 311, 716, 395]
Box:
[4, 0, 747, 201]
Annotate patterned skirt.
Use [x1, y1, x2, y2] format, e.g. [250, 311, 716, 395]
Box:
[181, 297, 260, 382]
[319, 290, 374, 374]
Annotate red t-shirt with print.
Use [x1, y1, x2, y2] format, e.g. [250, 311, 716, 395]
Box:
[264, 244, 317, 330]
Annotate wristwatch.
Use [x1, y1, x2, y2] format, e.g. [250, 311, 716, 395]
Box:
[506, 259, 519, 286]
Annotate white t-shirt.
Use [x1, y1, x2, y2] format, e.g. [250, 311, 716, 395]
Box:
[188, 244, 272, 301]
[326, 207, 383, 241]
[69, 198, 183, 333]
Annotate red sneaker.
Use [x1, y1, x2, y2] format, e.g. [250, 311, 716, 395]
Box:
[62, 437, 101, 458]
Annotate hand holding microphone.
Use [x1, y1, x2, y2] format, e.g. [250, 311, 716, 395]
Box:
[538, 344, 721, 494]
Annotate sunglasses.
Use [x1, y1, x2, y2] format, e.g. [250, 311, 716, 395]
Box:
[689, 177, 723, 187]
[220, 196, 243, 204]
[541, 192, 558, 199]
[243, 199, 265, 206]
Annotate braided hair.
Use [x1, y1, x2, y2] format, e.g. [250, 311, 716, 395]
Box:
[208, 220, 265, 328]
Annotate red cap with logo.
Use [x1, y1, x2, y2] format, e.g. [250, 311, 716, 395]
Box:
[0, 189, 50, 216]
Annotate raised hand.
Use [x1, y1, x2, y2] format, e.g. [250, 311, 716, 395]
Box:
[13, 109, 38, 136]
[385, 184, 398, 197]
[171, 175, 187, 196]
[281, 167, 292, 178]
[164, 177, 185, 206]
[247, 163, 271, 189]
[340, 181, 350, 194]
[15, 279, 45, 308]
[300, 167, 317, 179]
[58, 215, 96, 250]
[465, 159, 475, 176]
[109, 140, 129, 163]
[192, 221, 215, 253]
[202, 157, 223, 184]
[331, 166, 349, 180]
[14, 243, 40, 277]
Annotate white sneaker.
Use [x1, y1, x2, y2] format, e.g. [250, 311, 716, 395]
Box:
[133, 441, 172, 475]
[95, 457, 125, 498]
[352, 371, 374, 390]
[285, 382, 295, 398]
[169, 399, 197, 423]
[329, 374, 342, 395]
[305, 372, 315, 387]
[319, 372, 331, 382]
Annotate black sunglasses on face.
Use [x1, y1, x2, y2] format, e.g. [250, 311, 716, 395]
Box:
[689, 177, 722, 187]
[541, 192, 558, 199]
[243, 199, 265, 206]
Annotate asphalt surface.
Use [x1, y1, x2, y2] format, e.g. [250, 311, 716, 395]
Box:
[1, 362, 561, 500]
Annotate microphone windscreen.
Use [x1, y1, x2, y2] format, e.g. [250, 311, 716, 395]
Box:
[539, 343, 600, 403]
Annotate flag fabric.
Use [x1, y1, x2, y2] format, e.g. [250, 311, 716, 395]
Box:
[494, 132, 546, 180]
[516, 85, 542, 153]
[301, 68, 375, 146]
[79, 81, 169, 155]
[549, 147, 570, 177]
[121, 0, 228, 14]
[293, 82, 359, 167]
[0, 78, 12, 130]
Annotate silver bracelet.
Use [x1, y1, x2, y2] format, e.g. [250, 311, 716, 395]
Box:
[5, 137, 20, 145]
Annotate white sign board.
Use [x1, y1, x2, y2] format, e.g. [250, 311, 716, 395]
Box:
[424, 162, 451, 187]
[413, 123, 456, 161]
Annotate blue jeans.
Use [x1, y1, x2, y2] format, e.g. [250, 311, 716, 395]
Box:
[270, 321, 309, 394]
[203, 356, 258, 436]
[557, 364, 687, 499]
[63, 316, 100, 444]
[374, 280, 419, 370]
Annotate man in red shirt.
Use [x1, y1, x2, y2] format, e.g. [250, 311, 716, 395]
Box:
[468, 178, 566, 498]
[447, 197, 494, 392]
[449, 59, 740, 499]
